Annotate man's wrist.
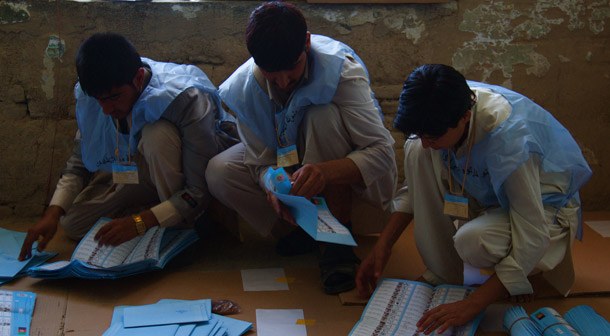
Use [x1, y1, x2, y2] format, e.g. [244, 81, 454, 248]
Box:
[132, 214, 146, 235]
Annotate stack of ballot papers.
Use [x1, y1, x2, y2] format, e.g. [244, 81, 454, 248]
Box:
[28, 217, 198, 279]
[503, 305, 610, 335]
[0, 289, 36, 336]
[102, 299, 253, 336]
[264, 167, 357, 246]
[350, 278, 484, 336]
[0, 227, 58, 285]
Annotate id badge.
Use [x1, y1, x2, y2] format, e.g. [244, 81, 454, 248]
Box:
[444, 192, 469, 219]
[277, 145, 299, 168]
[112, 163, 139, 184]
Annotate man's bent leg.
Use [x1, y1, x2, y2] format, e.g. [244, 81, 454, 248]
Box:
[60, 172, 159, 240]
[299, 103, 361, 294]
[206, 143, 279, 237]
[405, 140, 464, 286]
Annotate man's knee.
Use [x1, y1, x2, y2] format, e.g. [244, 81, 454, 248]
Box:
[59, 212, 92, 240]
[454, 220, 510, 268]
[206, 148, 246, 200]
[139, 120, 181, 157]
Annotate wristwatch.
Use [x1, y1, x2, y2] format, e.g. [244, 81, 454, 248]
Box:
[132, 214, 146, 236]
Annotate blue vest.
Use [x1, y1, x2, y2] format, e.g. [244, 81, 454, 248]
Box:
[75, 58, 223, 172]
[219, 34, 381, 151]
[445, 81, 592, 235]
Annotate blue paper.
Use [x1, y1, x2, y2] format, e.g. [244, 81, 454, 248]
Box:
[103, 305, 180, 336]
[265, 167, 357, 246]
[0, 228, 57, 282]
[123, 300, 209, 327]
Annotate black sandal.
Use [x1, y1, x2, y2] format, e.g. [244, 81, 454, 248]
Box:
[319, 244, 360, 295]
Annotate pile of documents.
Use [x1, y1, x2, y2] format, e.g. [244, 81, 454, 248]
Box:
[350, 278, 484, 336]
[503, 305, 610, 335]
[103, 299, 252, 336]
[0, 227, 57, 285]
[28, 217, 198, 279]
[0, 289, 36, 336]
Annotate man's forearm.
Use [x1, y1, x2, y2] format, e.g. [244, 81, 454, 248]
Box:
[316, 158, 363, 185]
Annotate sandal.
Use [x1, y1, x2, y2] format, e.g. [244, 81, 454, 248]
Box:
[319, 244, 360, 295]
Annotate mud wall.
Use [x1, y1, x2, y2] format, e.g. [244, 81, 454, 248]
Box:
[0, 0, 608, 216]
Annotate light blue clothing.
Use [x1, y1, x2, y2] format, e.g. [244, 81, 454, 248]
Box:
[444, 81, 592, 236]
[219, 34, 381, 151]
[75, 57, 228, 172]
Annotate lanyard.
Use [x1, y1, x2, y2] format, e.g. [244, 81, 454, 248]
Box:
[446, 113, 476, 196]
[115, 115, 132, 165]
[273, 104, 290, 148]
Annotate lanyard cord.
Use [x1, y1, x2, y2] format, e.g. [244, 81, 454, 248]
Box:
[273, 104, 290, 148]
[447, 112, 476, 196]
[115, 117, 132, 164]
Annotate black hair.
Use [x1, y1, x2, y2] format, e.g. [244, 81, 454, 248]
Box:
[245, 1, 307, 72]
[394, 64, 476, 138]
[75, 32, 142, 97]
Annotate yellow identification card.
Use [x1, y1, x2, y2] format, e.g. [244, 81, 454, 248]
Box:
[112, 163, 139, 184]
[444, 193, 469, 219]
[277, 145, 299, 167]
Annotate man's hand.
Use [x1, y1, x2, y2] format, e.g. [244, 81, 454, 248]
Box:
[416, 274, 509, 334]
[95, 216, 139, 246]
[290, 164, 326, 199]
[416, 297, 486, 335]
[19, 205, 64, 260]
[356, 242, 392, 297]
[266, 191, 296, 225]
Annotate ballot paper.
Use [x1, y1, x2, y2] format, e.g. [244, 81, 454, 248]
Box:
[123, 300, 210, 327]
[504, 304, 610, 335]
[28, 217, 198, 280]
[103, 299, 252, 336]
[0, 227, 57, 285]
[0, 290, 36, 336]
[350, 278, 484, 336]
[264, 167, 357, 246]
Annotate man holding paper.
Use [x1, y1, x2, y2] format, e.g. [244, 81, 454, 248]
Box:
[206, 2, 397, 294]
[356, 64, 592, 334]
[19, 33, 238, 260]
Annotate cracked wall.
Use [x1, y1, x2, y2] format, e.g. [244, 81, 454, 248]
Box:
[0, 0, 608, 216]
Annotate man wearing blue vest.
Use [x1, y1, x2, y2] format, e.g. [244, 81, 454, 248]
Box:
[19, 33, 237, 260]
[207, 2, 397, 294]
[356, 64, 592, 333]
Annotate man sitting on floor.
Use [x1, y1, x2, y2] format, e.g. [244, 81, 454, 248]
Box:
[356, 64, 592, 334]
[19, 32, 238, 259]
[207, 1, 397, 294]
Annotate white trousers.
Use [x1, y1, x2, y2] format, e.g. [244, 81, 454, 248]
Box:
[404, 140, 576, 294]
[207, 103, 386, 236]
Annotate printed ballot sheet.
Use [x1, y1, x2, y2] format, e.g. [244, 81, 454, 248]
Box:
[73, 217, 163, 268]
[28, 217, 198, 280]
[264, 167, 357, 246]
[0, 290, 36, 336]
[349, 278, 484, 336]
